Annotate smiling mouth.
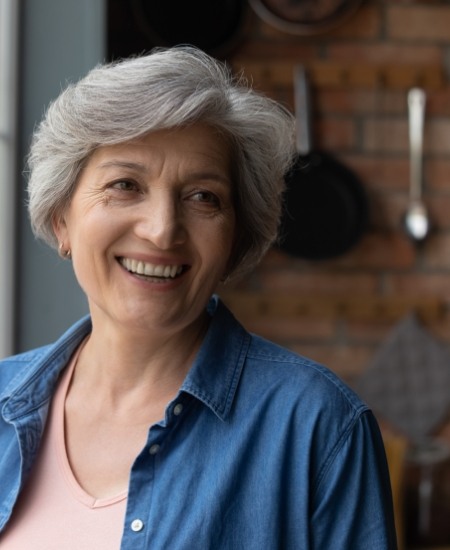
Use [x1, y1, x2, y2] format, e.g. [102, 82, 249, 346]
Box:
[118, 257, 185, 279]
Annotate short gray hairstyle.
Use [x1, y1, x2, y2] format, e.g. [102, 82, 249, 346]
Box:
[27, 46, 296, 279]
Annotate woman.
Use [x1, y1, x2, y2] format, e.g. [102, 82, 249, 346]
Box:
[0, 47, 397, 548]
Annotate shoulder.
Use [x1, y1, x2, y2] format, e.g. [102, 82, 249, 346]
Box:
[245, 332, 366, 415]
[0, 315, 92, 399]
[238, 332, 373, 461]
[0, 346, 52, 365]
[0, 345, 52, 391]
[210, 296, 368, 420]
[235, 333, 380, 491]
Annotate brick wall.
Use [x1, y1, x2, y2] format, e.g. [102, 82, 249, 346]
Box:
[222, 0, 450, 393]
[106, 2, 450, 543]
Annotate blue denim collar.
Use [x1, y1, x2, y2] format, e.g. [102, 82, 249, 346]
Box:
[1, 296, 250, 423]
[181, 295, 250, 421]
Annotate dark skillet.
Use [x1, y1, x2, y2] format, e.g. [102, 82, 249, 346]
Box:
[130, 0, 250, 58]
[278, 66, 369, 261]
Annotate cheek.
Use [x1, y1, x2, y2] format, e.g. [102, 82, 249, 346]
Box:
[67, 224, 117, 287]
[69, 208, 121, 245]
[206, 219, 235, 267]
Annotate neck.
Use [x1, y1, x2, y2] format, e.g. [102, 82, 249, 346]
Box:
[71, 311, 210, 409]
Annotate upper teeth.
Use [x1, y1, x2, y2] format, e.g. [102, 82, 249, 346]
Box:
[120, 258, 183, 278]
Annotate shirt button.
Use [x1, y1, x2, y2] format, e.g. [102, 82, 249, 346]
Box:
[131, 519, 144, 532]
[173, 403, 184, 416]
[149, 443, 160, 455]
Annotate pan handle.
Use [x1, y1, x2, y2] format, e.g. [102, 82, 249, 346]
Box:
[408, 88, 426, 202]
[294, 66, 312, 156]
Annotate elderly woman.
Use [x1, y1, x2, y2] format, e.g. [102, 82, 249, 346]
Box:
[0, 47, 396, 549]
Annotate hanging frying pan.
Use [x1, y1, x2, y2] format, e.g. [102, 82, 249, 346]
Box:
[129, 0, 250, 59]
[278, 66, 369, 260]
[248, 0, 363, 35]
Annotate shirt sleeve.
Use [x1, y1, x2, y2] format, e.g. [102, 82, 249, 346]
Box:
[310, 410, 398, 550]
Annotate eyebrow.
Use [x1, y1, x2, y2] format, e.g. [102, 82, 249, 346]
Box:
[96, 160, 231, 187]
[96, 160, 147, 172]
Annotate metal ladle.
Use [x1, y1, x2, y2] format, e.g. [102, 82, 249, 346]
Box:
[404, 87, 430, 243]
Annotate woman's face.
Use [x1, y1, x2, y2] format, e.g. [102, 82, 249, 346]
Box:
[53, 124, 235, 336]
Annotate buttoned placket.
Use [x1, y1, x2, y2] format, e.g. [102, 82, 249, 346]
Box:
[120, 399, 185, 549]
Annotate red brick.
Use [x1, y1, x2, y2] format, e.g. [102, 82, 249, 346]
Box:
[426, 159, 450, 191]
[233, 39, 317, 62]
[422, 88, 450, 117]
[363, 117, 450, 155]
[315, 116, 357, 151]
[326, 4, 381, 40]
[316, 89, 407, 116]
[219, 0, 450, 402]
[342, 155, 409, 192]
[233, 315, 336, 343]
[426, 195, 450, 230]
[421, 234, 450, 269]
[388, 273, 450, 301]
[426, 120, 450, 155]
[328, 43, 443, 64]
[258, 269, 379, 294]
[369, 192, 410, 231]
[346, 318, 403, 344]
[387, 5, 450, 41]
[333, 232, 417, 269]
[363, 118, 408, 154]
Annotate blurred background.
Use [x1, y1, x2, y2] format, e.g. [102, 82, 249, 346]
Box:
[3, 0, 450, 547]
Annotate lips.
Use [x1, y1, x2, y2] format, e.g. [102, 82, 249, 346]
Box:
[119, 257, 185, 279]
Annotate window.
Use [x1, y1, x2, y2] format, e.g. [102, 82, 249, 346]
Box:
[0, 0, 19, 357]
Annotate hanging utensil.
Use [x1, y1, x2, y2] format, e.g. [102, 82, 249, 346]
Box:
[248, 0, 363, 36]
[278, 66, 369, 260]
[405, 440, 450, 547]
[404, 88, 430, 243]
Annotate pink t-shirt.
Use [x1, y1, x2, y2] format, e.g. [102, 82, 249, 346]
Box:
[0, 344, 128, 549]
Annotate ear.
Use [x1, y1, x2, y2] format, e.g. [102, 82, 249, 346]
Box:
[52, 212, 69, 246]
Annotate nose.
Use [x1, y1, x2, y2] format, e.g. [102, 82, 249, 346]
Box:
[133, 193, 186, 250]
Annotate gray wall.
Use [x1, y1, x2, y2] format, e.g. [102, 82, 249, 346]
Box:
[17, 0, 106, 351]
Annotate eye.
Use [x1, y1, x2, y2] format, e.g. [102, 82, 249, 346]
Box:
[189, 190, 220, 206]
[110, 180, 140, 192]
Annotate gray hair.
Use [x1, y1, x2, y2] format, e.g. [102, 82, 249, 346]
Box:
[27, 46, 296, 279]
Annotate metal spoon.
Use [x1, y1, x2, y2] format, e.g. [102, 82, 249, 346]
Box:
[404, 87, 430, 242]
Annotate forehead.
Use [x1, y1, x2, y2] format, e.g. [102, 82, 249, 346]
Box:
[86, 125, 232, 172]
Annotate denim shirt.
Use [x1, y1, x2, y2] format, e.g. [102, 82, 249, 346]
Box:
[0, 296, 397, 549]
